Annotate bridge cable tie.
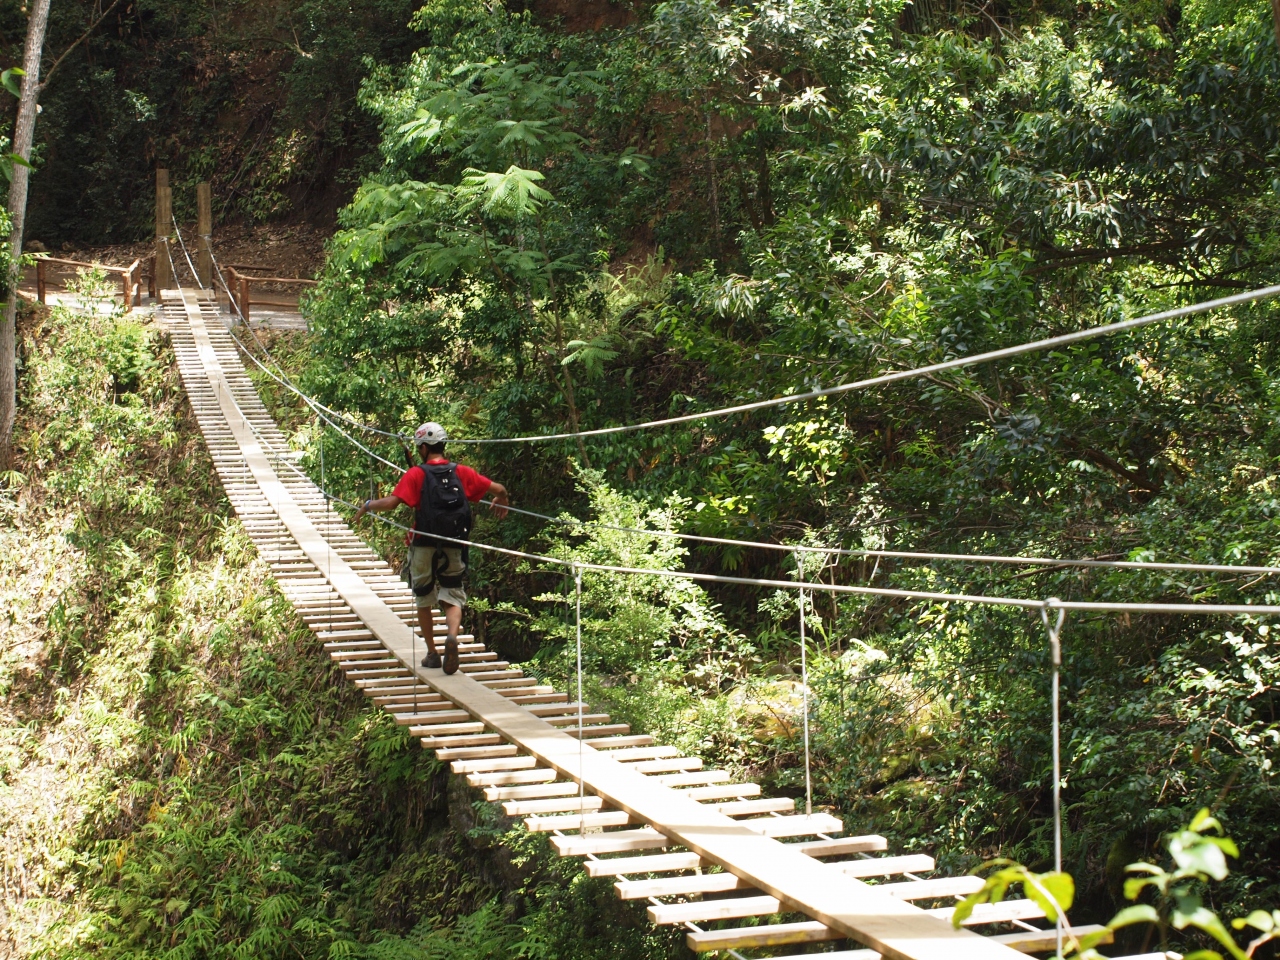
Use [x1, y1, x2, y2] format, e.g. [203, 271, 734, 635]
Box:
[170, 268, 1280, 621]
[574, 563, 587, 834]
[797, 550, 813, 819]
[182, 226, 1280, 582]
[1041, 597, 1068, 959]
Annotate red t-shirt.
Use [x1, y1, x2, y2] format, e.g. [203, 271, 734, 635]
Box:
[392, 459, 492, 544]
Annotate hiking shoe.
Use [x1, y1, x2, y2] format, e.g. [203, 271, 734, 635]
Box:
[443, 635, 459, 675]
[422, 651, 442, 670]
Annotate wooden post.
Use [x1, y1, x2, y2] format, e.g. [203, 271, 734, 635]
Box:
[154, 169, 173, 292]
[196, 182, 212, 290]
[240, 272, 250, 323]
[36, 259, 45, 303]
[130, 260, 142, 306]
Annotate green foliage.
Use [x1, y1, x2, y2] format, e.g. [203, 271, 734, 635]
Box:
[5, 0, 423, 243]
[287, 0, 1280, 934]
[953, 859, 1076, 927]
[949, 810, 1280, 959]
[1110, 809, 1248, 960]
[0, 307, 497, 958]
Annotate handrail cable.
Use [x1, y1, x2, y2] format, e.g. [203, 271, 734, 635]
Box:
[178, 225, 1280, 580]
[176, 225, 1280, 592]
[247, 283, 1280, 445]
[196, 329, 1280, 580]
[198, 227, 1280, 458]
[241, 414, 1280, 616]
[205, 241, 408, 442]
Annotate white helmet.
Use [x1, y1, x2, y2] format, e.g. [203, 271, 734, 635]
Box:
[414, 422, 448, 446]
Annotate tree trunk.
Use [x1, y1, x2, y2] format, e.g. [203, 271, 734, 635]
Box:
[0, 0, 53, 472]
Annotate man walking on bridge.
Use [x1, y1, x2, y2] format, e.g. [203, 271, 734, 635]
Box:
[352, 423, 509, 674]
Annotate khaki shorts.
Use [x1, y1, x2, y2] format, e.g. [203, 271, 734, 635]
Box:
[404, 544, 467, 609]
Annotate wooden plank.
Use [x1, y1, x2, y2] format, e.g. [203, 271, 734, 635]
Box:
[926, 900, 1046, 926]
[838, 855, 936, 879]
[483, 781, 579, 802]
[436, 744, 517, 761]
[686, 921, 839, 952]
[543, 713, 613, 727]
[421, 733, 501, 749]
[606, 746, 680, 761]
[584, 852, 705, 878]
[525, 810, 636, 833]
[681, 783, 761, 801]
[390, 706, 468, 723]
[451, 756, 536, 775]
[468, 768, 557, 787]
[508, 692, 570, 705]
[583, 735, 654, 748]
[617, 871, 753, 900]
[791, 835, 886, 857]
[563, 723, 631, 739]
[630, 757, 703, 773]
[714, 797, 796, 816]
[503, 795, 604, 816]
[650, 894, 782, 925]
[747, 812, 844, 837]
[650, 770, 732, 787]
[993, 926, 1112, 954]
[554, 813, 843, 856]
[552, 827, 669, 857]
[880, 877, 985, 900]
[407, 721, 487, 736]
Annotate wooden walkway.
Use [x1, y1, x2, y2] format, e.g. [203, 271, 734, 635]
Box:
[160, 288, 1116, 960]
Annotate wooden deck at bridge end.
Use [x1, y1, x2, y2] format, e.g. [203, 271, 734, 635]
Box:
[162, 287, 1105, 960]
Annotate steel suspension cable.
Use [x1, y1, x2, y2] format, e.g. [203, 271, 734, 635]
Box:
[172, 227, 1280, 613]
[194, 223, 1280, 467]
[209, 341, 1280, 616]
[428, 285, 1280, 444]
[269, 451, 1280, 615]
[176, 221, 1280, 579]
[487, 500, 1280, 577]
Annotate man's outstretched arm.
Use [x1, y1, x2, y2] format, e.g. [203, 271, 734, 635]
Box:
[486, 482, 510, 519]
[352, 494, 404, 524]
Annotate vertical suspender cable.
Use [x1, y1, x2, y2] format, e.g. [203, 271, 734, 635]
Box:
[1041, 597, 1066, 957]
[574, 564, 586, 832]
[798, 552, 813, 819]
[322, 430, 331, 635]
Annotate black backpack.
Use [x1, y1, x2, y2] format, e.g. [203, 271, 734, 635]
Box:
[412, 462, 473, 550]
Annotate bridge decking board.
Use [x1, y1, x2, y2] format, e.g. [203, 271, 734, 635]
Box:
[161, 289, 1046, 960]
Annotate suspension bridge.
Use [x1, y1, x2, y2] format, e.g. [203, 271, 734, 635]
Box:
[147, 187, 1280, 960]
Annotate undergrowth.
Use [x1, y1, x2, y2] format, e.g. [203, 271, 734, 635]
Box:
[0, 304, 678, 959]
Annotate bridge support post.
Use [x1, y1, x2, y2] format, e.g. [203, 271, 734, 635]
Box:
[196, 182, 213, 290]
[154, 168, 173, 293]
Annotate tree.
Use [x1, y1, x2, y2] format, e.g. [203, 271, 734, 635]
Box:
[0, 0, 52, 472]
[0, 0, 123, 471]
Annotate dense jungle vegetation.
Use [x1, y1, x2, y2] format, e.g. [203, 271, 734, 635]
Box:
[3, 0, 1280, 956]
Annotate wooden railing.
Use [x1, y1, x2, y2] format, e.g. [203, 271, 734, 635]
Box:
[36, 255, 144, 313]
[225, 266, 317, 322]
